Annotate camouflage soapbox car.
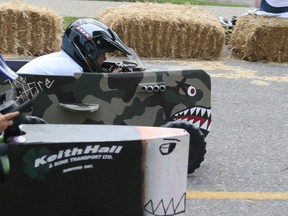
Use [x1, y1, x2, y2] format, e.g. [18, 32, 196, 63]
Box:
[0, 51, 211, 174]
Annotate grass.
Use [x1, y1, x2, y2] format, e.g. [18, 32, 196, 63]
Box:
[84, 0, 249, 7]
[63, 16, 80, 28]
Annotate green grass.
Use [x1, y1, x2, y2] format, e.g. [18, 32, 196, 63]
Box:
[84, 0, 249, 7]
[63, 16, 81, 28]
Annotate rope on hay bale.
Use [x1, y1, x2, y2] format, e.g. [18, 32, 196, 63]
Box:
[0, 2, 62, 56]
[99, 3, 225, 60]
[228, 14, 288, 62]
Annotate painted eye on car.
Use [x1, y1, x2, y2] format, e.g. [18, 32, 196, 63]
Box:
[182, 85, 197, 97]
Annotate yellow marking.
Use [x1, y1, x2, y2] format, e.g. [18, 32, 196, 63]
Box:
[250, 80, 270, 86]
[187, 191, 288, 200]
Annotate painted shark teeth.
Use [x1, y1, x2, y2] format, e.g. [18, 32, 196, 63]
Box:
[143, 193, 186, 216]
[172, 106, 211, 132]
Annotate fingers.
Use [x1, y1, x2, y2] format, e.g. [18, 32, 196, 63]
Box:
[6, 119, 14, 127]
[0, 119, 13, 132]
[0, 112, 20, 132]
[109, 65, 123, 73]
[112, 67, 123, 73]
[2, 111, 20, 120]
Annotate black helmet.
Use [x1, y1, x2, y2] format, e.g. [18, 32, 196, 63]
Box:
[62, 18, 131, 72]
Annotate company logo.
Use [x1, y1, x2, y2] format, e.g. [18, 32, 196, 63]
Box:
[22, 145, 123, 179]
[34, 145, 123, 168]
[23, 148, 51, 179]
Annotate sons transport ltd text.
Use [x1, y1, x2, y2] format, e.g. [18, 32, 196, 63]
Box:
[33, 145, 124, 170]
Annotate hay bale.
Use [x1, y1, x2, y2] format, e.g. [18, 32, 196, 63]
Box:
[228, 14, 288, 62]
[99, 3, 225, 59]
[0, 2, 62, 56]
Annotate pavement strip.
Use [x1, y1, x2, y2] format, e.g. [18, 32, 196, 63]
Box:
[186, 191, 288, 200]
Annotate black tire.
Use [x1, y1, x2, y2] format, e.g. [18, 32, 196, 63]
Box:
[162, 121, 207, 174]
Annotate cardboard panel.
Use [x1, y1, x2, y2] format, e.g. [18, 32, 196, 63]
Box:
[0, 124, 189, 216]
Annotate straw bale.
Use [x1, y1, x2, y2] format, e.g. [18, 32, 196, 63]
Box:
[99, 3, 225, 59]
[0, 2, 62, 56]
[228, 14, 288, 62]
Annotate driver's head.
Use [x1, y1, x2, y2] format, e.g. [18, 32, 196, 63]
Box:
[61, 18, 131, 72]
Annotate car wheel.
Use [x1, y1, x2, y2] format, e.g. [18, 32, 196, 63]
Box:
[162, 121, 207, 174]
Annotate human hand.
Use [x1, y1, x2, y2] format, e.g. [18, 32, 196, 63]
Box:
[0, 111, 20, 133]
[109, 65, 123, 73]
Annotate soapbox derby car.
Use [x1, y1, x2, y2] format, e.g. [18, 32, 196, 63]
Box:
[0, 50, 211, 174]
[0, 86, 190, 216]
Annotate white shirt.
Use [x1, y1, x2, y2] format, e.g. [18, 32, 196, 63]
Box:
[17, 50, 83, 76]
[266, 0, 288, 7]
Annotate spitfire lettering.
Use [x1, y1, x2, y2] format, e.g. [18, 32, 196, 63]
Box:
[34, 145, 123, 168]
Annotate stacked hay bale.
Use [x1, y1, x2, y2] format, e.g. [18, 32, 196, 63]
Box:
[99, 3, 225, 59]
[0, 2, 62, 56]
[228, 14, 288, 62]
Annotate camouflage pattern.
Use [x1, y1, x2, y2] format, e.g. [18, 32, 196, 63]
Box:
[0, 62, 211, 137]
[0, 60, 211, 173]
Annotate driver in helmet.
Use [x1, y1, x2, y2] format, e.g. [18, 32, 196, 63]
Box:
[17, 18, 131, 75]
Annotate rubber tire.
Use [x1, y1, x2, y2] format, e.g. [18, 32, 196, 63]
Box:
[162, 121, 207, 174]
